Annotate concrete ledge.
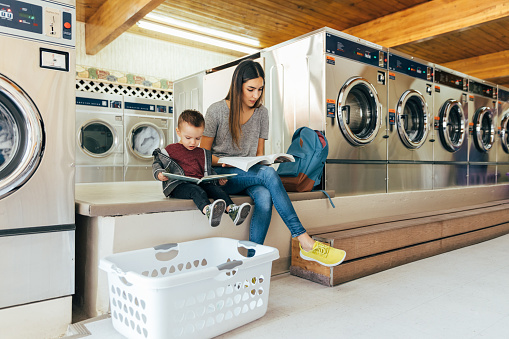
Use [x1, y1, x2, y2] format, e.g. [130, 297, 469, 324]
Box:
[75, 181, 335, 217]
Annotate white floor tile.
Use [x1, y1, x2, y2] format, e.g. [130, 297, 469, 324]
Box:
[71, 234, 509, 339]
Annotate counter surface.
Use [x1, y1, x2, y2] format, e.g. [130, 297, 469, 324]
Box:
[75, 181, 335, 217]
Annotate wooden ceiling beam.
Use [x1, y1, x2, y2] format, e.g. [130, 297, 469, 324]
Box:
[85, 0, 166, 55]
[441, 50, 509, 81]
[344, 0, 509, 47]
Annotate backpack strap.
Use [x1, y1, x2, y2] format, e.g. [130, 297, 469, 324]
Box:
[318, 190, 335, 208]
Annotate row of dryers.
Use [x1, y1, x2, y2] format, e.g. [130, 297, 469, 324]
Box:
[258, 28, 507, 196]
[75, 91, 173, 182]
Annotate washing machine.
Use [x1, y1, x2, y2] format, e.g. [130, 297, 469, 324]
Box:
[467, 77, 497, 185]
[75, 91, 124, 182]
[496, 86, 509, 184]
[432, 66, 469, 189]
[386, 50, 434, 192]
[123, 96, 173, 181]
[0, 0, 75, 309]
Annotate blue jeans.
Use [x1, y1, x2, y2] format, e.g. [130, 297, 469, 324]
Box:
[214, 164, 307, 244]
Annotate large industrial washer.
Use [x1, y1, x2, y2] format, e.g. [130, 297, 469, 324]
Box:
[387, 50, 434, 192]
[467, 77, 497, 185]
[432, 66, 469, 188]
[123, 96, 173, 181]
[261, 28, 388, 196]
[75, 91, 124, 182]
[496, 86, 509, 184]
[0, 0, 75, 310]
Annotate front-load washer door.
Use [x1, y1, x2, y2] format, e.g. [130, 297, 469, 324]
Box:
[500, 112, 509, 154]
[128, 122, 165, 159]
[0, 74, 44, 199]
[473, 107, 495, 152]
[78, 120, 119, 158]
[396, 89, 429, 149]
[336, 76, 382, 146]
[438, 99, 467, 152]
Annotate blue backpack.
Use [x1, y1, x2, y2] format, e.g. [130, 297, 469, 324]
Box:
[277, 127, 328, 192]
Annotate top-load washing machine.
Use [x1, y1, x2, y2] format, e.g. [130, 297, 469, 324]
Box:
[0, 0, 75, 309]
[387, 50, 434, 192]
[432, 66, 469, 189]
[467, 77, 497, 185]
[496, 86, 509, 184]
[75, 91, 124, 182]
[123, 96, 173, 181]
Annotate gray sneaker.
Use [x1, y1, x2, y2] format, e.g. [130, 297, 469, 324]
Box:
[228, 203, 251, 226]
[205, 199, 226, 227]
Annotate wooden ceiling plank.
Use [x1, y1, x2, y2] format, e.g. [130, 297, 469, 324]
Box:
[441, 50, 509, 80]
[85, 0, 167, 55]
[344, 0, 509, 47]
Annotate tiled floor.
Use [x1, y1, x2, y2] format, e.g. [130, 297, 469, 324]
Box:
[72, 234, 509, 338]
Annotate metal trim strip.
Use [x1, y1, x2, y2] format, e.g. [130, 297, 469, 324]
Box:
[0, 224, 75, 237]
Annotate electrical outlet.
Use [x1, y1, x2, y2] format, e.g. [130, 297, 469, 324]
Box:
[44, 7, 61, 38]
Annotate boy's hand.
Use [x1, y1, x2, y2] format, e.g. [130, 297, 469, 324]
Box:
[218, 179, 228, 185]
[157, 172, 168, 181]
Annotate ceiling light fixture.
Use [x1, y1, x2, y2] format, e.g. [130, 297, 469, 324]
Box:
[145, 13, 260, 48]
[136, 20, 260, 55]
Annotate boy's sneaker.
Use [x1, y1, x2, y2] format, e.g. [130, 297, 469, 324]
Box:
[205, 199, 226, 227]
[228, 203, 251, 226]
[300, 241, 346, 267]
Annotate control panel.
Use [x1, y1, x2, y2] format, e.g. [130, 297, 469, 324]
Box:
[469, 80, 496, 99]
[388, 53, 433, 81]
[325, 33, 387, 69]
[0, 0, 75, 47]
[435, 69, 467, 91]
[499, 89, 509, 103]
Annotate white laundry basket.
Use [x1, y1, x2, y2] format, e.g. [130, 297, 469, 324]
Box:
[99, 237, 279, 339]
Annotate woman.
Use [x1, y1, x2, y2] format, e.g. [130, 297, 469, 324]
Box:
[200, 60, 345, 266]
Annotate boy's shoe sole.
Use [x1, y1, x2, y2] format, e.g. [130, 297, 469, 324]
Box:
[234, 203, 251, 226]
[299, 246, 346, 267]
[209, 199, 226, 227]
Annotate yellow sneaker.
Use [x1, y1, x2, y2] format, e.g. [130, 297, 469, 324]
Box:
[300, 241, 346, 267]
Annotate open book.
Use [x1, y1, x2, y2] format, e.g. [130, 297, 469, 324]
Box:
[217, 153, 295, 172]
[162, 172, 237, 184]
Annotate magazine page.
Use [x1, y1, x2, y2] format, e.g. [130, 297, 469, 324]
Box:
[218, 154, 294, 171]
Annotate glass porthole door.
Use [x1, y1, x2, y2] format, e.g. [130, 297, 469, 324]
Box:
[128, 122, 165, 159]
[396, 89, 429, 149]
[472, 107, 495, 152]
[0, 74, 44, 199]
[438, 99, 466, 152]
[336, 76, 382, 146]
[78, 121, 118, 157]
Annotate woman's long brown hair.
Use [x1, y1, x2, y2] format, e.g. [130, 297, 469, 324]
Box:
[225, 60, 265, 147]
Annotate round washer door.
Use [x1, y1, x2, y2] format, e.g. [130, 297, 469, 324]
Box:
[500, 112, 509, 154]
[396, 89, 429, 149]
[128, 122, 165, 159]
[78, 120, 119, 157]
[336, 76, 382, 146]
[438, 99, 466, 152]
[473, 107, 495, 152]
[0, 74, 44, 199]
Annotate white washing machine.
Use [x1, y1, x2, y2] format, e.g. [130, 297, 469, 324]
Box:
[467, 77, 497, 185]
[75, 91, 124, 182]
[432, 66, 469, 189]
[0, 0, 75, 309]
[123, 96, 173, 181]
[496, 86, 509, 184]
[387, 50, 434, 192]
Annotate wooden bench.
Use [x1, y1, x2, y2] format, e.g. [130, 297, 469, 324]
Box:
[290, 199, 509, 286]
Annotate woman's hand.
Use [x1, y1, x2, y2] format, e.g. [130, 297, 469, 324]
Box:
[218, 179, 228, 185]
[157, 172, 168, 181]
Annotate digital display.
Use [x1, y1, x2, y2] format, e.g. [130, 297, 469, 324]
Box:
[469, 80, 495, 99]
[435, 69, 467, 91]
[19, 12, 35, 20]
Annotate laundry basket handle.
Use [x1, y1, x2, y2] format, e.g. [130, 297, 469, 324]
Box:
[217, 260, 243, 271]
[154, 243, 178, 251]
